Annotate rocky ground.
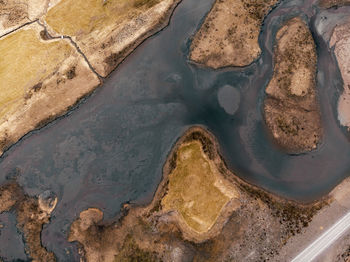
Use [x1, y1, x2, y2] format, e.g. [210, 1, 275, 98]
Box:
[263, 17, 322, 153]
[68, 127, 329, 262]
[0, 181, 57, 261]
[329, 20, 350, 129]
[189, 0, 279, 69]
[0, 0, 180, 156]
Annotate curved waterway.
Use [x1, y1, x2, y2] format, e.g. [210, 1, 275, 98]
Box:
[0, 0, 350, 260]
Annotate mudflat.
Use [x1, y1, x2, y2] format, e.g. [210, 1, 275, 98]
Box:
[263, 17, 322, 153]
[329, 21, 350, 129]
[189, 0, 279, 69]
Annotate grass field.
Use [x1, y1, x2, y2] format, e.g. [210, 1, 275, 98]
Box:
[0, 27, 73, 119]
[161, 141, 235, 233]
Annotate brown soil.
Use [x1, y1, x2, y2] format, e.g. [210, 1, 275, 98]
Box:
[68, 126, 329, 262]
[263, 17, 322, 153]
[0, 181, 57, 261]
[189, 0, 279, 69]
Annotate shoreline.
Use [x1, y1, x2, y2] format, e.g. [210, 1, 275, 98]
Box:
[0, 0, 182, 158]
[63, 126, 350, 261]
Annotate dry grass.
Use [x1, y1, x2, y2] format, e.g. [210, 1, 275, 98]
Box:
[45, 0, 161, 37]
[0, 27, 73, 119]
[161, 141, 237, 233]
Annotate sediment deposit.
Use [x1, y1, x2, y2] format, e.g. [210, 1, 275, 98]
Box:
[189, 0, 279, 68]
[329, 21, 350, 129]
[264, 17, 322, 153]
[68, 127, 328, 262]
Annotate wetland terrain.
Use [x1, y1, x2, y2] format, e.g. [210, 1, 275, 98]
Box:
[1, 0, 350, 261]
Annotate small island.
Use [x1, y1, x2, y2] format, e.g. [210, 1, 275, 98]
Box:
[189, 0, 279, 68]
[263, 17, 322, 153]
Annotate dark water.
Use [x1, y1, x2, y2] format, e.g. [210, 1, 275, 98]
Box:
[0, 0, 350, 260]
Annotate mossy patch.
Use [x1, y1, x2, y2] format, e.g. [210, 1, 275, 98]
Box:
[161, 141, 236, 233]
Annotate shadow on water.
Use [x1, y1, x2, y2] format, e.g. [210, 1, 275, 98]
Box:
[0, 0, 350, 260]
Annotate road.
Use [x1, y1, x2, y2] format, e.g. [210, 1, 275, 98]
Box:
[291, 211, 350, 262]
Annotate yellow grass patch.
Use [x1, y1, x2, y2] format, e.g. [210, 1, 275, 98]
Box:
[45, 0, 161, 37]
[0, 26, 73, 119]
[162, 141, 237, 233]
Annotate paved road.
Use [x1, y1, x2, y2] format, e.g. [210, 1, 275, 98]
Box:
[291, 211, 350, 262]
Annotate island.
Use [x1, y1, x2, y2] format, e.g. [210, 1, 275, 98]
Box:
[189, 0, 279, 68]
[263, 17, 322, 153]
[0, 0, 181, 156]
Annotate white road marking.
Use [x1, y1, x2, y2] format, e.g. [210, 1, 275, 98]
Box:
[291, 211, 350, 262]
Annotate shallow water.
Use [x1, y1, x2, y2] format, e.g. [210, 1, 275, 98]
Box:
[0, 0, 349, 260]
